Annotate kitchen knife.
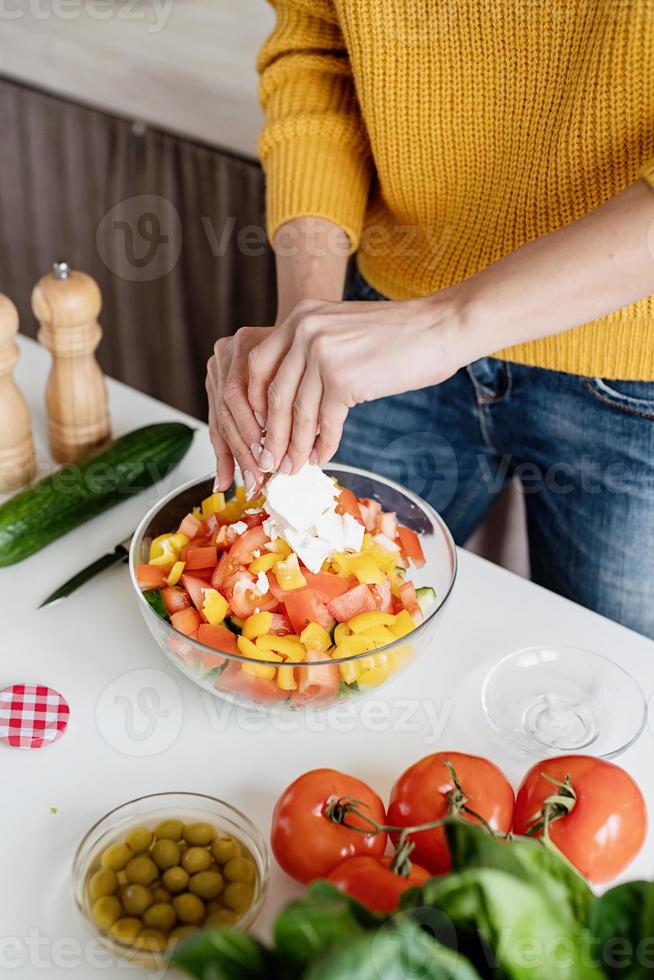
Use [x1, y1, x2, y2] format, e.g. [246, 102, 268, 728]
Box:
[39, 536, 134, 608]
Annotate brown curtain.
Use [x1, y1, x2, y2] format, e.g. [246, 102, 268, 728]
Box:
[0, 75, 277, 420]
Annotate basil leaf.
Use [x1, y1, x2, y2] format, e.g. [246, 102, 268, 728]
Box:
[421, 868, 604, 979]
[169, 929, 274, 979]
[305, 916, 482, 979]
[445, 820, 593, 925]
[589, 881, 654, 978]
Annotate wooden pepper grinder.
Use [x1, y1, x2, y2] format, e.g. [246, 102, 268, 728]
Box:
[0, 294, 36, 491]
[32, 262, 111, 463]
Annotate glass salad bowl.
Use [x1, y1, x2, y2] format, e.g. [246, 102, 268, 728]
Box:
[129, 465, 457, 713]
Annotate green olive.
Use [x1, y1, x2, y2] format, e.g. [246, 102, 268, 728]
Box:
[154, 818, 184, 841]
[182, 822, 216, 846]
[181, 847, 212, 874]
[211, 837, 240, 864]
[100, 842, 132, 872]
[169, 925, 198, 944]
[222, 882, 254, 915]
[92, 895, 122, 930]
[124, 826, 154, 854]
[172, 892, 205, 924]
[204, 908, 239, 928]
[151, 886, 171, 903]
[223, 857, 255, 884]
[134, 928, 167, 952]
[125, 855, 158, 886]
[121, 883, 152, 916]
[89, 869, 118, 900]
[162, 866, 189, 894]
[109, 917, 142, 945]
[152, 839, 181, 871]
[189, 870, 223, 900]
[142, 902, 177, 933]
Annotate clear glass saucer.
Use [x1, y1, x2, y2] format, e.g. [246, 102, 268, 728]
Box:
[481, 645, 648, 759]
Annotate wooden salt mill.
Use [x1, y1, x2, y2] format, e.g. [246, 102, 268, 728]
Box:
[32, 262, 111, 463]
[0, 294, 36, 491]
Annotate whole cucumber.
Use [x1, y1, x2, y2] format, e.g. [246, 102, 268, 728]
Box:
[0, 422, 194, 566]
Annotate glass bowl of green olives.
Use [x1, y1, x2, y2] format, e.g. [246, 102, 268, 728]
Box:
[72, 792, 269, 966]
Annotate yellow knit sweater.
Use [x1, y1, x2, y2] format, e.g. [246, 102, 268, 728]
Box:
[258, 0, 654, 380]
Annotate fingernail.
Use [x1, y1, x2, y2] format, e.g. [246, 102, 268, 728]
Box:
[213, 474, 221, 492]
[250, 442, 262, 460]
[259, 448, 275, 472]
[244, 469, 257, 497]
[279, 455, 292, 475]
[254, 412, 266, 428]
[309, 449, 319, 465]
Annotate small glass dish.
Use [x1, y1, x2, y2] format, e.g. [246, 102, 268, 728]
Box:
[72, 792, 269, 967]
[481, 645, 648, 759]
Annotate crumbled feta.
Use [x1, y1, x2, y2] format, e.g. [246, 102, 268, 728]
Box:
[256, 571, 270, 595]
[262, 464, 364, 573]
[373, 532, 400, 552]
[231, 521, 248, 536]
[252, 549, 261, 559]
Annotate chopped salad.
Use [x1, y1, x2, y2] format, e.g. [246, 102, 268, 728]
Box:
[135, 468, 435, 706]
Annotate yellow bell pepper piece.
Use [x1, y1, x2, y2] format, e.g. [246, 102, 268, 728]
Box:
[242, 611, 273, 639]
[348, 554, 385, 585]
[389, 610, 415, 639]
[362, 534, 397, 572]
[237, 635, 281, 679]
[149, 533, 189, 568]
[243, 663, 277, 680]
[192, 506, 202, 520]
[266, 538, 292, 558]
[300, 622, 332, 652]
[201, 588, 230, 625]
[275, 553, 307, 591]
[256, 634, 306, 658]
[338, 660, 361, 684]
[249, 553, 281, 574]
[329, 552, 352, 577]
[219, 500, 245, 523]
[333, 622, 352, 645]
[235, 486, 247, 504]
[348, 611, 396, 634]
[276, 665, 298, 691]
[387, 644, 414, 670]
[331, 635, 375, 659]
[357, 663, 392, 688]
[201, 492, 225, 517]
[388, 566, 406, 596]
[361, 625, 395, 647]
[167, 560, 185, 586]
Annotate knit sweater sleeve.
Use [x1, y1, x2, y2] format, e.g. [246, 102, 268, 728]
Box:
[637, 157, 654, 191]
[257, 0, 372, 250]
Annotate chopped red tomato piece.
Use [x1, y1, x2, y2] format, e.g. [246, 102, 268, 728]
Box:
[377, 511, 398, 539]
[216, 662, 288, 704]
[229, 525, 269, 565]
[269, 612, 293, 635]
[211, 553, 242, 591]
[180, 574, 212, 617]
[180, 536, 211, 561]
[135, 564, 168, 590]
[242, 511, 266, 528]
[177, 512, 202, 539]
[225, 570, 279, 618]
[170, 606, 202, 637]
[371, 580, 393, 613]
[184, 546, 218, 570]
[358, 498, 382, 531]
[397, 526, 425, 567]
[168, 634, 199, 667]
[335, 487, 364, 525]
[326, 583, 377, 622]
[293, 649, 339, 704]
[284, 589, 334, 635]
[215, 524, 239, 551]
[162, 586, 192, 616]
[197, 623, 238, 655]
[399, 581, 422, 621]
[301, 570, 355, 601]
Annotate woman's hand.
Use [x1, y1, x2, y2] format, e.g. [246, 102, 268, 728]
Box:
[248, 293, 467, 475]
[206, 325, 272, 495]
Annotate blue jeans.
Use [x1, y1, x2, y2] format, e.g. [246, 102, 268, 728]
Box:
[336, 266, 654, 639]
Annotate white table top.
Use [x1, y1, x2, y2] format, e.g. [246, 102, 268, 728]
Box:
[2, 336, 653, 977]
[0, 0, 273, 158]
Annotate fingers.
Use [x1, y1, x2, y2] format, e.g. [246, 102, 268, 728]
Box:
[247, 327, 291, 423]
[207, 344, 261, 496]
[260, 344, 307, 473]
[226, 333, 266, 465]
[207, 388, 235, 491]
[314, 394, 349, 465]
[286, 359, 323, 473]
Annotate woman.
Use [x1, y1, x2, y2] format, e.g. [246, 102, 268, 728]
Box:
[207, 1, 654, 638]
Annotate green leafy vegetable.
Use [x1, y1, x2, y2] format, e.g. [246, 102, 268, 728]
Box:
[589, 881, 654, 979]
[170, 929, 274, 979]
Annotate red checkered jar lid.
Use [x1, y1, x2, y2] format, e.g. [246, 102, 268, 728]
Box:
[0, 684, 70, 749]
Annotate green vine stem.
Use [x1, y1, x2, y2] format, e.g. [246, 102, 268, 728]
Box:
[524, 772, 577, 838]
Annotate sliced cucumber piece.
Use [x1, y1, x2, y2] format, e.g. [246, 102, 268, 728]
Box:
[224, 616, 243, 635]
[143, 588, 169, 621]
[416, 586, 436, 614]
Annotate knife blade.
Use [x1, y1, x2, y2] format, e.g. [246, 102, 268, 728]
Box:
[39, 536, 134, 608]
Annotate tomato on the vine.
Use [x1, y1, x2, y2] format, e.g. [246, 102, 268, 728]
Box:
[271, 768, 387, 884]
[512, 755, 647, 883]
[326, 855, 430, 913]
[387, 752, 515, 874]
